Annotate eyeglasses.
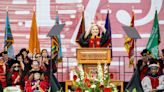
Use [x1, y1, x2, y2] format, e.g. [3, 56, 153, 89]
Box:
[13, 65, 20, 68]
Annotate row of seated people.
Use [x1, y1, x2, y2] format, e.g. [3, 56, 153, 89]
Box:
[137, 49, 164, 91]
[0, 48, 60, 92]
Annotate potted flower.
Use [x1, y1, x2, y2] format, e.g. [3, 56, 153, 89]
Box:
[72, 63, 118, 92]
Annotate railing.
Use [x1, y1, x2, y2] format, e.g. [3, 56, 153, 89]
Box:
[55, 56, 141, 82]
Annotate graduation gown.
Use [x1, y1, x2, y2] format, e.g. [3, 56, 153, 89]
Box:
[40, 57, 61, 92]
[79, 31, 110, 47]
[6, 71, 23, 90]
[141, 74, 159, 92]
[157, 75, 164, 90]
[137, 59, 149, 80]
[0, 62, 6, 89]
[25, 80, 49, 92]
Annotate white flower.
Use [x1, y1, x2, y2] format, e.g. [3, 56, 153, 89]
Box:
[104, 63, 108, 70]
[76, 78, 80, 82]
[85, 90, 89, 92]
[91, 84, 96, 88]
[78, 64, 84, 80]
[100, 79, 104, 84]
[97, 63, 103, 82]
[110, 83, 115, 87]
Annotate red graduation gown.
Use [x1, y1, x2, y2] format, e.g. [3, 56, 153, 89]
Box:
[25, 80, 49, 92]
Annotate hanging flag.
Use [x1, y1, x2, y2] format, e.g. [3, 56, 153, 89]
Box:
[104, 10, 113, 58]
[4, 11, 14, 58]
[48, 10, 63, 92]
[76, 11, 85, 44]
[124, 10, 135, 68]
[51, 10, 62, 62]
[146, 10, 160, 59]
[29, 10, 40, 54]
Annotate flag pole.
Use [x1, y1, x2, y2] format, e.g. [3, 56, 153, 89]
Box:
[134, 39, 137, 67]
[104, 4, 112, 72]
[47, 7, 63, 92]
[132, 6, 138, 67]
[4, 6, 8, 51]
[50, 35, 53, 85]
[50, 34, 60, 91]
[49, 12, 55, 91]
[32, 6, 35, 60]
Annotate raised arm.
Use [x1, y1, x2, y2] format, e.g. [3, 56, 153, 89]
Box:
[79, 32, 90, 47]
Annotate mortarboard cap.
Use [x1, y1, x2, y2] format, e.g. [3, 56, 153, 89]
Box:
[9, 60, 20, 67]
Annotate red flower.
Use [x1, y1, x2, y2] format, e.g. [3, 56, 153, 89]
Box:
[73, 75, 77, 81]
[75, 87, 82, 92]
[84, 78, 90, 83]
[110, 73, 114, 79]
[99, 84, 104, 89]
[87, 84, 91, 88]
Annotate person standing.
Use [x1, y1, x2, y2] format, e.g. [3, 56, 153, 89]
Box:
[79, 23, 109, 47]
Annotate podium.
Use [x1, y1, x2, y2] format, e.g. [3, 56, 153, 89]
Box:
[76, 48, 111, 75]
[76, 48, 111, 64]
[65, 48, 124, 92]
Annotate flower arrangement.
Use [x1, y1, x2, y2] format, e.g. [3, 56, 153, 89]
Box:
[72, 63, 118, 92]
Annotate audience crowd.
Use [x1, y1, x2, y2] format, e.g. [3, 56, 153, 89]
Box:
[137, 49, 164, 91]
[0, 48, 164, 92]
[0, 48, 59, 92]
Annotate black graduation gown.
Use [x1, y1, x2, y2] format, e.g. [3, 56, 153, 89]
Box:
[79, 31, 110, 47]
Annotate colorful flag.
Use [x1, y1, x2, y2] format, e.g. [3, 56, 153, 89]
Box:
[49, 10, 63, 92]
[104, 10, 113, 58]
[51, 10, 62, 62]
[146, 10, 160, 59]
[124, 11, 135, 68]
[29, 11, 40, 54]
[4, 11, 14, 58]
[76, 11, 85, 43]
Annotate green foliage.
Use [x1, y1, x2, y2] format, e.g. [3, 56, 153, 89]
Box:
[126, 88, 137, 92]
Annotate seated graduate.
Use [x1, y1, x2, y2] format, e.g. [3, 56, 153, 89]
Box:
[79, 22, 110, 47]
[25, 70, 49, 92]
[1, 51, 15, 72]
[19, 48, 32, 71]
[40, 49, 61, 91]
[40, 49, 57, 73]
[23, 60, 41, 81]
[6, 60, 24, 90]
[141, 63, 160, 92]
